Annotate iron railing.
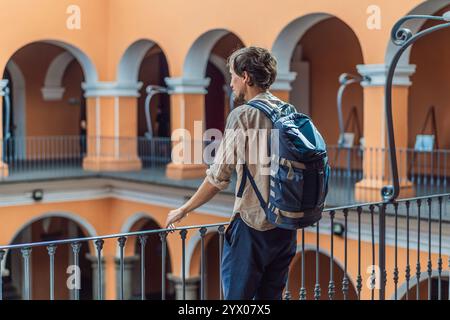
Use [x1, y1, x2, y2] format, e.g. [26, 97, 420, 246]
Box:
[0, 136, 172, 180]
[0, 193, 448, 300]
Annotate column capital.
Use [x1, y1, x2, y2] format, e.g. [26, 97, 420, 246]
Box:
[164, 77, 211, 94]
[41, 87, 66, 101]
[82, 81, 143, 98]
[357, 63, 416, 87]
[0, 79, 9, 96]
[271, 71, 297, 91]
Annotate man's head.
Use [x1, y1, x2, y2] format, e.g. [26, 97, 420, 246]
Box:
[227, 46, 277, 105]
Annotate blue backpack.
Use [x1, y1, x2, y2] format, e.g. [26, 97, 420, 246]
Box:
[236, 99, 330, 230]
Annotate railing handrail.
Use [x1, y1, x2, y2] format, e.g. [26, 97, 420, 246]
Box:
[0, 222, 228, 251]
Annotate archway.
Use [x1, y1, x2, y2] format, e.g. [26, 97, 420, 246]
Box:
[117, 40, 172, 168]
[2, 40, 96, 169]
[182, 30, 244, 133]
[3, 213, 96, 300]
[272, 14, 364, 146]
[286, 248, 358, 300]
[396, 272, 449, 300]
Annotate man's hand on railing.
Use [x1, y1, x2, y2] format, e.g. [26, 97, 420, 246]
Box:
[165, 178, 221, 232]
[165, 207, 188, 232]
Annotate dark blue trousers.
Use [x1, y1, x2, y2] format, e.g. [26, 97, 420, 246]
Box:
[221, 215, 297, 300]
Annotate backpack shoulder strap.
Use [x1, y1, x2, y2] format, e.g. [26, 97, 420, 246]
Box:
[247, 99, 282, 123]
[242, 163, 267, 210]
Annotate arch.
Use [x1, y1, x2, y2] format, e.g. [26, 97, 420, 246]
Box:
[117, 39, 158, 84]
[119, 212, 157, 234]
[385, 0, 450, 65]
[271, 14, 364, 145]
[395, 271, 450, 300]
[3, 212, 97, 299]
[41, 51, 75, 101]
[40, 40, 98, 84]
[294, 244, 358, 291]
[6, 211, 98, 249]
[183, 29, 233, 79]
[287, 244, 358, 300]
[271, 13, 333, 75]
[117, 212, 162, 256]
[3, 40, 92, 142]
[5, 60, 26, 159]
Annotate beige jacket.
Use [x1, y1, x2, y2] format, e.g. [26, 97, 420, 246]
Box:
[206, 91, 288, 231]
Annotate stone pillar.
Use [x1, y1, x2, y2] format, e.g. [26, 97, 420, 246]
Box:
[355, 64, 416, 201]
[164, 77, 210, 179]
[114, 255, 139, 300]
[0, 80, 9, 177]
[270, 71, 297, 102]
[81, 82, 143, 172]
[167, 273, 201, 300]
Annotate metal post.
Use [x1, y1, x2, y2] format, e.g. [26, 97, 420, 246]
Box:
[95, 239, 104, 300]
[21, 247, 32, 300]
[47, 245, 57, 300]
[118, 237, 126, 300]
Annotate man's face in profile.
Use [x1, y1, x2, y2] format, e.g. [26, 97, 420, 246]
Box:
[229, 67, 246, 107]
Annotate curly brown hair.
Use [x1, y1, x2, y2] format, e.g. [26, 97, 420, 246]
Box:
[227, 46, 277, 90]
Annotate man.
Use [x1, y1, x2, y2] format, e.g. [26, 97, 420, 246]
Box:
[165, 47, 297, 300]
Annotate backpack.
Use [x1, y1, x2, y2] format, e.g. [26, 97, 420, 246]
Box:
[236, 99, 330, 230]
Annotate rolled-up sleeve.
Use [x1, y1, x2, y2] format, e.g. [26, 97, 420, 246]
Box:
[205, 108, 248, 191]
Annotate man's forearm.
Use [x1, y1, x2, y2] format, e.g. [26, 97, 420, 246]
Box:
[181, 178, 221, 214]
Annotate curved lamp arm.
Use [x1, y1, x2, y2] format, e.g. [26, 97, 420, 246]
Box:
[383, 11, 450, 201]
[144, 85, 169, 140]
[3, 87, 11, 141]
[337, 73, 368, 147]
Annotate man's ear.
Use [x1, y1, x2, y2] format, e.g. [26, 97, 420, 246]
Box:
[242, 71, 250, 85]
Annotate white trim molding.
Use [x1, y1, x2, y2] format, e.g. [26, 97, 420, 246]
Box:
[164, 77, 211, 95]
[183, 29, 229, 79]
[357, 64, 416, 87]
[42, 40, 98, 84]
[117, 39, 155, 84]
[41, 52, 74, 101]
[82, 81, 143, 97]
[272, 13, 332, 75]
[271, 71, 298, 91]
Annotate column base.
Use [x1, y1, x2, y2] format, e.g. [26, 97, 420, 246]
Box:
[83, 156, 142, 172]
[115, 255, 139, 300]
[355, 179, 416, 202]
[0, 161, 8, 177]
[165, 162, 207, 180]
[167, 274, 200, 300]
